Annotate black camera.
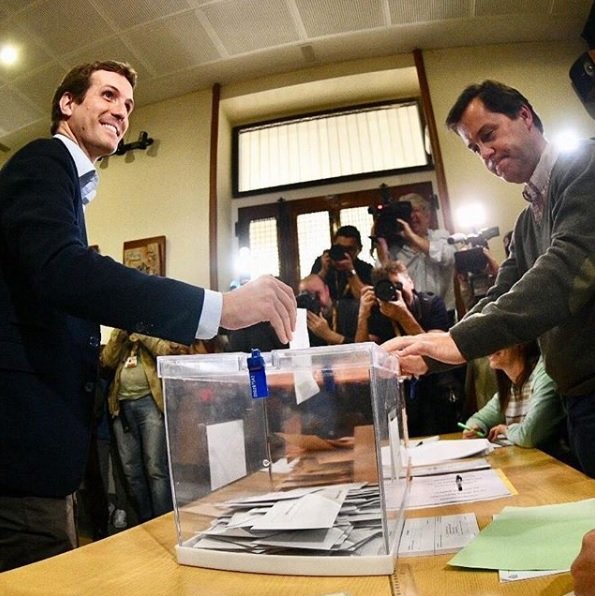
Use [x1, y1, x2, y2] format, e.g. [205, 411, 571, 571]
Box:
[454, 247, 487, 275]
[373, 279, 403, 302]
[448, 226, 500, 275]
[296, 291, 321, 315]
[369, 201, 412, 244]
[328, 244, 349, 261]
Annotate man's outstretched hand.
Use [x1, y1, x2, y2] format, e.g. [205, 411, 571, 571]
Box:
[221, 275, 297, 344]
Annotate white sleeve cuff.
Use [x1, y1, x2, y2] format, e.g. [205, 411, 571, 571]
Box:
[195, 289, 223, 339]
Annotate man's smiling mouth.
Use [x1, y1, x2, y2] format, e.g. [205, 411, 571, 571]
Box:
[101, 123, 119, 137]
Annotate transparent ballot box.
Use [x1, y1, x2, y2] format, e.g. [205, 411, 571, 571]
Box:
[158, 343, 407, 576]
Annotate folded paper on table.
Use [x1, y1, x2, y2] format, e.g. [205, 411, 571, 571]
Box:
[449, 498, 595, 571]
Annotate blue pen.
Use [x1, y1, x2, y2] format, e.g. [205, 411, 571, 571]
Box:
[457, 422, 486, 438]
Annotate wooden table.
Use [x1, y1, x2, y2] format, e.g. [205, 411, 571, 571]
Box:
[1, 444, 593, 595]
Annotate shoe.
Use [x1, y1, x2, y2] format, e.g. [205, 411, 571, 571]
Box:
[113, 509, 127, 529]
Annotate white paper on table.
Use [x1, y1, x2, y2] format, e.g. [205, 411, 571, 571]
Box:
[206, 419, 247, 491]
[402, 439, 492, 467]
[402, 468, 512, 510]
[403, 458, 491, 478]
[398, 513, 479, 556]
[499, 568, 568, 582]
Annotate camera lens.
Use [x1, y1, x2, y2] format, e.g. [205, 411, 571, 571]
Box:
[296, 292, 321, 314]
[329, 244, 348, 261]
[374, 279, 399, 302]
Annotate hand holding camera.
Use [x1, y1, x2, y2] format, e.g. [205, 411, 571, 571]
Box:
[358, 286, 377, 319]
[327, 244, 354, 271]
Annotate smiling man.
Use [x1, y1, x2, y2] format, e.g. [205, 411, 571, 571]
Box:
[0, 61, 296, 571]
[383, 80, 595, 481]
[52, 67, 134, 161]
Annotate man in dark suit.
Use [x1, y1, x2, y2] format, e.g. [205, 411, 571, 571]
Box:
[0, 60, 296, 571]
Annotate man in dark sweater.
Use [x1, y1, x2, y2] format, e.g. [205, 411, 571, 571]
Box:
[0, 60, 296, 571]
[383, 80, 595, 480]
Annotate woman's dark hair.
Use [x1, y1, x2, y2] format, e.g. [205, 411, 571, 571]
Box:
[51, 60, 137, 134]
[446, 80, 543, 134]
[496, 340, 541, 412]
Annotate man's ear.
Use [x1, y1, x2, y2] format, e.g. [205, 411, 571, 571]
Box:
[518, 104, 534, 130]
[58, 92, 75, 118]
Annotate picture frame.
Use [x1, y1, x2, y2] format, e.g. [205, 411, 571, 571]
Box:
[123, 235, 166, 276]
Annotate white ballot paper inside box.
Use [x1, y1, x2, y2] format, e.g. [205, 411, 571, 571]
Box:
[250, 487, 349, 531]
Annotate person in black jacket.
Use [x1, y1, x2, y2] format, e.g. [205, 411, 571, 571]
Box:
[310, 225, 373, 300]
[0, 60, 296, 571]
[357, 261, 463, 437]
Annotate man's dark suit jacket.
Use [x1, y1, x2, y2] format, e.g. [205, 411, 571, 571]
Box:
[0, 138, 205, 497]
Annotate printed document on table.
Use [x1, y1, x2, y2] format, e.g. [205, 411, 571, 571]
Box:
[398, 513, 479, 556]
[403, 468, 514, 510]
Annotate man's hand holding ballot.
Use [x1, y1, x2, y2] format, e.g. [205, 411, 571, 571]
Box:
[382, 331, 465, 375]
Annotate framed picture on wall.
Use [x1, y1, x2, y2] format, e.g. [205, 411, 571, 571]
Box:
[123, 235, 166, 276]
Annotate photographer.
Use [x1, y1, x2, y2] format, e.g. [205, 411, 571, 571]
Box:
[357, 261, 461, 436]
[355, 261, 449, 343]
[375, 193, 456, 322]
[310, 225, 373, 301]
[455, 247, 500, 313]
[297, 274, 358, 346]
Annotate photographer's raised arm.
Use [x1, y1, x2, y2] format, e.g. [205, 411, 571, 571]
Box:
[355, 286, 376, 342]
[379, 300, 424, 335]
[397, 219, 430, 255]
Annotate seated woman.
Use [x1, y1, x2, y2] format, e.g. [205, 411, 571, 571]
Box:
[462, 341, 564, 449]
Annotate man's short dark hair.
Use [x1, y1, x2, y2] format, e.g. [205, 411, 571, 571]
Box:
[445, 80, 543, 134]
[51, 60, 137, 134]
[334, 225, 362, 248]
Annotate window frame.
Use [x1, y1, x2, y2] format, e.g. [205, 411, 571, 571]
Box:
[236, 181, 435, 291]
[232, 99, 433, 198]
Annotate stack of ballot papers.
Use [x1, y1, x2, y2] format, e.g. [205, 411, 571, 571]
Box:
[449, 498, 595, 573]
[187, 483, 387, 557]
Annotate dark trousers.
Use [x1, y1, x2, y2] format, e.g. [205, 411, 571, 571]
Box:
[0, 494, 77, 571]
[565, 393, 595, 479]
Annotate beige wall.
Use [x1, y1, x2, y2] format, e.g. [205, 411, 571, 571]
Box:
[86, 90, 213, 288]
[7, 40, 592, 312]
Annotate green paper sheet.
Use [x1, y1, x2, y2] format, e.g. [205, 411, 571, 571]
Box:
[448, 498, 595, 571]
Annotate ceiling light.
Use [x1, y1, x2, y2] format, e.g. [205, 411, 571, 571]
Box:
[0, 44, 18, 66]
